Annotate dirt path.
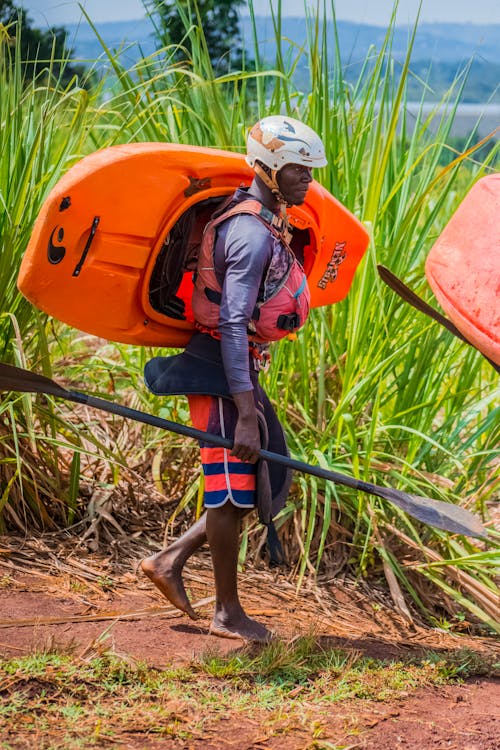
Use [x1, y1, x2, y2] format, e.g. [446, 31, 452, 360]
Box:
[0, 543, 498, 749]
[158, 679, 500, 750]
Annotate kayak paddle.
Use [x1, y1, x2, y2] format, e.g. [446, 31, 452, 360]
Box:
[0, 361, 487, 538]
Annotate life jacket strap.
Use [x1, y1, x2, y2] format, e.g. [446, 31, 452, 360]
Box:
[210, 199, 292, 246]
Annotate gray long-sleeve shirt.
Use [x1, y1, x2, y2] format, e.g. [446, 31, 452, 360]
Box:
[213, 190, 278, 393]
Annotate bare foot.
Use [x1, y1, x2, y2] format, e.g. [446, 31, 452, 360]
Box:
[140, 553, 198, 620]
[209, 612, 273, 643]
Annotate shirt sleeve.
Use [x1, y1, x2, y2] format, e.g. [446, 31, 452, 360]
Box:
[215, 215, 273, 393]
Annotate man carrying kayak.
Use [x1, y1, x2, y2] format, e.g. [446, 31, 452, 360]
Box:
[141, 115, 327, 642]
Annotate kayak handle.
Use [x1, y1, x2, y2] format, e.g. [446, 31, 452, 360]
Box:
[72, 216, 100, 277]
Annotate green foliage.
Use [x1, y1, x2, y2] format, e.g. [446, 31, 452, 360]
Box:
[0, 0, 86, 86]
[198, 636, 353, 686]
[145, 0, 249, 75]
[0, 22, 114, 530]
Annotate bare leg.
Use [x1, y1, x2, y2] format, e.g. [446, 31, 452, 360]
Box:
[207, 502, 272, 643]
[140, 513, 207, 620]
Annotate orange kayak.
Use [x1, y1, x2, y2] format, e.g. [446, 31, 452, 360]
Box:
[425, 174, 500, 367]
[18, 143, 369, 346]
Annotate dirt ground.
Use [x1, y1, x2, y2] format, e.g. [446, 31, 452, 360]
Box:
[0, 536, 499, 749]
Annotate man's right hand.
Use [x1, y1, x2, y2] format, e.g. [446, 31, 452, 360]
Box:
[232, 391, 261, 463]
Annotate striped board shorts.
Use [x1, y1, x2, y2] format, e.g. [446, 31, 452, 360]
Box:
[188, 394, 256, 508]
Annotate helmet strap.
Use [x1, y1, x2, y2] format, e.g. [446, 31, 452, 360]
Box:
[253, 162, 289, 212]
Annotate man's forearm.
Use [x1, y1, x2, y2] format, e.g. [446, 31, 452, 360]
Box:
[232, 390, 256, 419]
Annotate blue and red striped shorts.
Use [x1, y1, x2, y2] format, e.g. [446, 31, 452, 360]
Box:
[188, 395, 256, 508]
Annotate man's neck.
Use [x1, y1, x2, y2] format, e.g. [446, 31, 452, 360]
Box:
[246, 175, 279, 211]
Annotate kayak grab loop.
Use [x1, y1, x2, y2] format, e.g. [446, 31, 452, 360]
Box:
[72, 216, 100, 277]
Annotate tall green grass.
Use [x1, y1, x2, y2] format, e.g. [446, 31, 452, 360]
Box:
[0, 22, 126, 530]
[0, 1, 498, 631]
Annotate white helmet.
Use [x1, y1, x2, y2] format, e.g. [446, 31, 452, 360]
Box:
[246, 115, 327, 171]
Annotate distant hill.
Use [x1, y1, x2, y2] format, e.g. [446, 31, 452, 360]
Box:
[240, 18, 500, 65]
[65, 17, 500, 103]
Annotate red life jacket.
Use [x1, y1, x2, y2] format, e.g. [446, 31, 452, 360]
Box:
[192, 199, 310, 343]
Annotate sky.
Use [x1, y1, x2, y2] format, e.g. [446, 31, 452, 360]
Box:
[16, 0, 500, 27]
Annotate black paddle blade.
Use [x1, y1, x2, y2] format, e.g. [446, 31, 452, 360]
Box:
[0, 362, 70, 397]
[375, 485, 487, 538]
[377, 264, 468, 341]
[262, 453, 487, 539]
[378, 264, 500, 374]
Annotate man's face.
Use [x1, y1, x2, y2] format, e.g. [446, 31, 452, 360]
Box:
[276, 163, 313, 205]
